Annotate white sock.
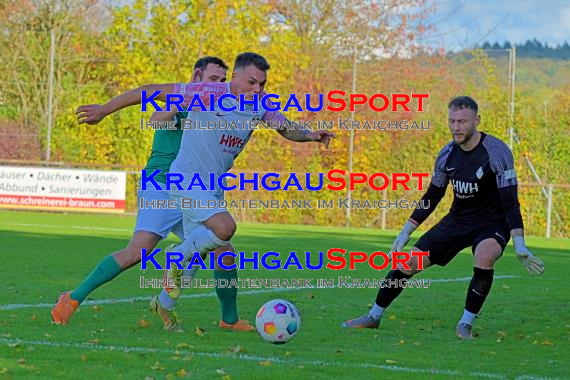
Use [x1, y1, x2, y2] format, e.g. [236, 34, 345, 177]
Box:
[459, 309, 477, 325]
[158, 289, 175, 311]
[369, 303, 385, 321]
[157, 257, 200, 312]
[175, 225, 229, 264]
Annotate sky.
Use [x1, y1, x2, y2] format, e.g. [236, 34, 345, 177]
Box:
[421, 0, 570, 51]
[101, 0, 568, 52]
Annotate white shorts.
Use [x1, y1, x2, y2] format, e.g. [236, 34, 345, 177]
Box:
[168, 188, 227, 239]
[135, 184, 184, 240]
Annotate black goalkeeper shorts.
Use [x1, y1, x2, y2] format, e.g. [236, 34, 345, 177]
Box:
[413, 214, 510, 266]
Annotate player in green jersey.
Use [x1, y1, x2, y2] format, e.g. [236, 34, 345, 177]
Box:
[51, 57, 229, 332]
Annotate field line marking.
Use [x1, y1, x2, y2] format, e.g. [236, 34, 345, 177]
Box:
[0, 337, 559, 379]
[1, 337, 548, 379]
[5, 223, 133, 233]
[0, 276, 519, 311]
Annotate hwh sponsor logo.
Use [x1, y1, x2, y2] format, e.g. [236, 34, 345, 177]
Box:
[220, 134, 244, 148]
[451, 179, 479, 194]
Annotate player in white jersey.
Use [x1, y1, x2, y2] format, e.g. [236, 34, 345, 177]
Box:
[148, 52, 334, 331]
[76, 52, 334, 332]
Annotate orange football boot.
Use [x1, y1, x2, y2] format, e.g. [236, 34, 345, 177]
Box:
[51, 292, 79, 325]
[219, 319, 255, 331]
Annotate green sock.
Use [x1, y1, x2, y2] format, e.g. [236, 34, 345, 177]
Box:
[214, 269, 238, 324]
[70, 255, 122, 303]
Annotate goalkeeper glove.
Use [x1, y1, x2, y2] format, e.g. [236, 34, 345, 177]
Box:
[389, 220, 418, 256]
[513, 236, 545, 275]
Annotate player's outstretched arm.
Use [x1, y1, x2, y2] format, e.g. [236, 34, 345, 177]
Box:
[76, 83, 176, 125]
[501, 189, 545, 275]
[389, 181, 445, 254]
[497, 180, 544, 275]
[266, 114, 335, 147]
[258, 94, 336, 147]
[389, 143, 450, 253]
[488, 138, 545, 276]
[277, 126, 336, 148]
[150, 109, 179, 122]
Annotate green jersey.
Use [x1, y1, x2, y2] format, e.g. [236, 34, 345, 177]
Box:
[142, 112, 187, 184]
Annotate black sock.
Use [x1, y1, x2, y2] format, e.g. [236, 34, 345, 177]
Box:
[465, 267, 494, 314]
[375, 269, 413, 308]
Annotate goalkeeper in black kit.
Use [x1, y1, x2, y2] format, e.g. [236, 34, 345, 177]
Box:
[342, 96, 545, 339]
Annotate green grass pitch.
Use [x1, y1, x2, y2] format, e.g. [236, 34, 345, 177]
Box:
[0, 210, 568, 379]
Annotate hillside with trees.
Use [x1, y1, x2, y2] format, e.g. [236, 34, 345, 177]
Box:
[0, 1, 568, 236]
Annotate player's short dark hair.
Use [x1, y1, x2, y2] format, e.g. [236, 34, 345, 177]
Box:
[234, 52, 270, 72]
[448, 96, 478, 114]
[193, 56, 229, 71]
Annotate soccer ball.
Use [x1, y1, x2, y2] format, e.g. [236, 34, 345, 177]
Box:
[255, 299, 301, 344]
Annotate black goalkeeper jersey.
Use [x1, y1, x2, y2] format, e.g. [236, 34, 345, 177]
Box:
[428, 132, 518, 224]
